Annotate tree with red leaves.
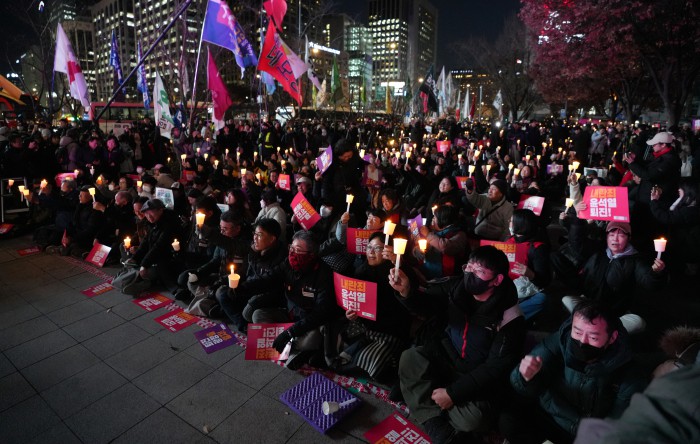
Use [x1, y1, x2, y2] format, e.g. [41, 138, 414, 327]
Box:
[520, 0, 700, 126]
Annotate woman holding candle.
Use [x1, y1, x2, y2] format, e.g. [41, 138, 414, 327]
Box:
[425, 176, 462, 225]
[414, 205, 469, 280]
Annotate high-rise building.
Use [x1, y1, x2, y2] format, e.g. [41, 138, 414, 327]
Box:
[345, 24, 373, 111]
[368, 0, 437, 103]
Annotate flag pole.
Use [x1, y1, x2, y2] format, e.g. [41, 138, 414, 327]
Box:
[187, 3, 207, 135]
[93, 0, 193, 124]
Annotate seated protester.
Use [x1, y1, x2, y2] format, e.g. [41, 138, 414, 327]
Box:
[464, 178, 514, 241]
[138, 174, 157, 199]
[425, 176, 463, 226]
[650, 178, 700, 276]
[380, 188, 403, 225]
[124, 198, 183, 294]
[94, 190, 135, 263]
[153, 164, 175, 188]
[501, 300, 644, 444]
[562, 221, 666, 334]
[294, 174, 318, 210]
[33, 178, 79, 248]
[399, 161, 431, 219]
[335, 207, 386, 269]
[120, 196, 149, 261]
[314, 200, 356, 275]
[414, 204, 469, 280]
[47, 186, 104, 258]
[255, 188, 287, 243]
[169, 182, 189, 218]
[389, 246, 526, 444]
[223, 189, 254, 225]
[182, 211, 251, 321]
[192, 175, 213, 196]
[117, 176, 139, 202]
[507, 209, 552, 321]
[236, 230, 342, 370]
[241, 170, 263, 215]
[333, 232, 412, 384]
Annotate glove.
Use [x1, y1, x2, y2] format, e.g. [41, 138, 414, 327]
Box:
[272, 329, 293, 353]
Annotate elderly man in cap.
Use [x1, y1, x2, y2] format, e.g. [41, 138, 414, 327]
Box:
[124, 198, 183, 295]
[562, 221, 666, 333]
[464, 178, 514, 241]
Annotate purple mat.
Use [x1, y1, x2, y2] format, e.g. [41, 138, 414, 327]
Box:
[279, 372, 362, 434]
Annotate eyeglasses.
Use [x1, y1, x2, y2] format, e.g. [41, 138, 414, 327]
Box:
[288, 245, 311, 254]
[366, 245, 384, 253]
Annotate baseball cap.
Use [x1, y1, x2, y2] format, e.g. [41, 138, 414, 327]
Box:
[606, 221, 631, 235]
[646, 132, 674, 146]
[140, 198, 166, 212]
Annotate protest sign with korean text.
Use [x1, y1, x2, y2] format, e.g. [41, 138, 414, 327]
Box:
[154, 308, 198, 332]
[133, 293, 173, 311]
[155, 187, 174, 209]
[480, 240, 528, 280]
[85, 243, 111, 267]
[194, 323, 239, 354]
[245, 323, 294, 360]
[333, 272, 378, 320]
[578, 186, 629, 222]
[455, 176, 470, 190]
[291, 191, 321, 230]
[436, 140, 451, 154]
[362, 164, 382, 188]
[517, 195, 545, 216]
[278, 174, 291, 190]
[364, 412, 430, 444]
[81, 282, 114, 298]
[17, 246, 41, 256]
[316, 147, 333, 174]
[347, 228, 380, 254]
[547, 163, 564, 175]
[407, 215, 424, 239]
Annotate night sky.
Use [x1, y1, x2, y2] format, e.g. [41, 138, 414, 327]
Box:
[336, 0, 522, 70]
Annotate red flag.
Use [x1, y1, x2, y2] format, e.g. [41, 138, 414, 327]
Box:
[257, 22, 302, 106]
[263, 0, 287, 31]
[207, 49, 232, 130]
[469, 93, 476, 119]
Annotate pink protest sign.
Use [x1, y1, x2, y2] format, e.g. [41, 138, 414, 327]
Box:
[154, 309, 198, 332]
[364, 413, 430, 444]
[546, 164, 564, 175]
[333, 272, 378, 321]
[480, 240, 528, 280]
[55, 172, 77, 187]
[291, 191, 321, 230]
[517, 195, 545, 216]
[436, 140, 451, 154]
[455, 176, 470, 190]
[180, 170, 196, 183]
[81, 282, 114, 297]
[84, 243, 111, 267]
[407, 215, 423, 239]
[347, 228, 380, 254]
[133, 293, 173, 311]
[17, 246, 41, 256]
[362, 164, 382, 188]
[0, 223, 13, 234]
[245, 323, 294, 360]
[278, 174, 291, 190]
[194, 323, 239, 354]
[316, 147, 333, 174]
[578, 186, 629, 222]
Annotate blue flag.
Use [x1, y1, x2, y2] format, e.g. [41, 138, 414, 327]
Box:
[110, 30, 125, 94]
[202, 0, 258, 77]
[136, 42, 150, 109]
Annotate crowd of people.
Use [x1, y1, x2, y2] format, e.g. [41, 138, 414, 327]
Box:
[1, 114, 699, 443]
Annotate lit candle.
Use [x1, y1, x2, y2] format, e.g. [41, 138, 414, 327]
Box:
[418, 238, 427, 252]
[241, 168, 247, 176]
[88, 187, 96, 197]
[421, 158, 426, 164]
[541, 142, 547, 149]
[137, 180, 143, 188]
[40, 179, 48, 189]
[513, 168, 520, 176]
[172, 239, 180, 251]
[229, 264, 240, 289]
[96, 176, 103, 185]
[565, 198, 574, 208]
[508, 163, 514, 171]
[22, 188, 30, 205]
[525, 154, 531, 162]
[281, 160, 286, 167]
[8, 179, 14, 188]
[356, 142, 360, 148]
[123, 236, 131, 249]
[346, 194, 354, 213]
[277, 147, 281, 153]
[74, 169, 80, 177]
[575, 172, 581, 181]
[18, 185, 25, 200]
[197, 147, 201, 155]
[383, 220, 396, 245]
[203, 153, 209, 161]
[359, 149, 365, 158]
[214, 160, 219, 168]
[558, 147, 563, 153]
[254, 151, 258, 159]
[181, 153, 186, 163]
[468, 165, 476, 177]
[486, 164, 492, 173]
[653, 238, 667, 260]
[572, 161, 580, 171]
[537, 154, 541, 161]
[225, 148, 230, 156]
[195, 212, 205, 228]
[393, 238, 408, 272]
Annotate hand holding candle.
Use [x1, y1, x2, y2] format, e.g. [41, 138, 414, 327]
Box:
[418, 238, 427, 252]
[468, 165, 476, 177]
[383, 220, 396, 245]
[40, 179, 48, 189]
[172, 239, 180, 251]
[123, 236, 131, 249]
[393, 238, 408, 274]
[653, 237, 667, 260]
[195, 212, 205, 228]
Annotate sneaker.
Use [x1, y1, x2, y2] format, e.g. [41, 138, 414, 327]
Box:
[422, 415, 457, 444]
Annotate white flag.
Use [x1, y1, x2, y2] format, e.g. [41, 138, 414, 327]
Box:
[153, 72, 174, 139]
[493, 89, 503, 118]
[54, 23, 91, 109]
[305, 35, 321, 91]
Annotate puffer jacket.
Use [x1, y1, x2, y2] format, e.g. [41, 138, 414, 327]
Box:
[465, 191, 514, 241]
[511, 317, 643, 435]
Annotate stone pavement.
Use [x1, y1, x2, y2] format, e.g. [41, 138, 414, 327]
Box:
[0, 235, 397, 444]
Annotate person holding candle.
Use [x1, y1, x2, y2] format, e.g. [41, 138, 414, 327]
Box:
[389, 245, 526, 444]
[561, 221, 666, 334]
[255, 189, 287, 243]
[32, 178, 79, 250]
[414, 205, 469, 280]
[425, 177, 463, 226]
[46, 186, 104, 257]
[464, 178, 514, 241]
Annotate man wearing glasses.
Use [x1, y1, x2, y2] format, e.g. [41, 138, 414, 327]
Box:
[389, 245, 526, 444]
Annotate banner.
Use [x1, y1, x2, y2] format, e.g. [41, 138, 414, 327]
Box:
[136, 42, 150, 109]
[194, 323, 239, 354]
[278, 173, 291, 190]
[155, 309, 198, 332]
[480, 240, 528, 280]
[202, 0, 258, 77]
[154, 71, 174, 139]
[85, 243, 111, 267]
[347, 228, 380, 254]
[207, 48, 232, 131]
[133, 293, 173, 311]
[418, 64, 438, 113]
[578, 186, 629, 222]
[362, 164, 382, 189]
[257, 22, 302, 105]
[333, 273, 378, 320]
[291, 191, 321, 230]
[315, 147, 333, 174]
[245, 323, 294, 360]
[109, 30, 125, 96]
[517, 195, 545, 216]
[364, 413, 430, 444]
[407, 215, 423, 239]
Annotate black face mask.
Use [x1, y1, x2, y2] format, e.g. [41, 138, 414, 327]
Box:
[570, 339, 607, 362]
[463, 272, 493, 295]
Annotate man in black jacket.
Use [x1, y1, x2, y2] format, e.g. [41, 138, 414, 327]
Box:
[389, 246, 526, 444]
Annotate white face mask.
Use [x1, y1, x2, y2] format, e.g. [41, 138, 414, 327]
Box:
[260, 199, 266, 208]
[108, 184, 115, 191]
[142, 184, 152, 193]
[319, 206, 332, 218]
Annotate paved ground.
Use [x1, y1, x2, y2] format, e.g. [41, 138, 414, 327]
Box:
[0, 235, 396, 444]
[2, 233, 699, 444]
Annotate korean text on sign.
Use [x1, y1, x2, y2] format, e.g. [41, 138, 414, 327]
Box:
[333, 272, 378, 320]
[579, 186, 629, 222]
